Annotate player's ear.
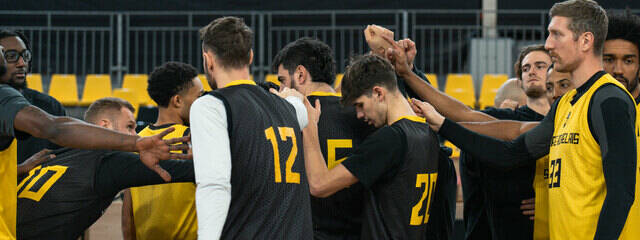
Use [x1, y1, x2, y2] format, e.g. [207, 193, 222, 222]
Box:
[295, 65, 307, 85]
[249, 49, 254, 65]
[203, 51, 215, 74]
[171, 94, 182, 108]
[372, 86, 385, 101]
[98, 119, 111, 129]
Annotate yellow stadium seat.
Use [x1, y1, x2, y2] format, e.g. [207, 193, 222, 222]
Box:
[444, 141, 460, 159]
[425, 74, 438, 90]
[122, 74, 155, 106]
[112, 88, 140, 116]
[49, 74, 79, 106]
[197, 74, 213, 91]
[333, 73, 344, 89]
[80, 74, 112, 106]
[26, 74, 43, 92]
[479, 74, 509, 109]
[265, 74, 281, 86]
[445, 74, 475, 108]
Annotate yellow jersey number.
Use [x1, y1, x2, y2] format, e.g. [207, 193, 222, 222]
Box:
[17, 165, 68, 202]
[548, 158, 561, 188]
[327, 139, 352, 169]
[410, 173, 438, 225]
[265, 126, 300, 184]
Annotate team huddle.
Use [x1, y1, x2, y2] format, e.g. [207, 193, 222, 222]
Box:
[1, 0, 640, 239]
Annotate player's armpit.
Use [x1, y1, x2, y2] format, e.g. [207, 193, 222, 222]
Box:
[308, 164, 359, 198]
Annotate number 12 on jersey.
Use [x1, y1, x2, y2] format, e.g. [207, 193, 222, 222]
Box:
[265, 126, 300, 184]
[410, 173, 438, 225]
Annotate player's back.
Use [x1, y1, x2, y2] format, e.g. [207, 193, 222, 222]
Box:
[130, 124, 197, 240]
[17, 148, 114, 239]
[361, 117, 440, 240]
[211, 81, 312, 239]
[307, 92, 372, 239]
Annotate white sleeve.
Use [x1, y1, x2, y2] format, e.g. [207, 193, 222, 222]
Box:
[190, 95, 232, 239]
[285, 96, 308, 129]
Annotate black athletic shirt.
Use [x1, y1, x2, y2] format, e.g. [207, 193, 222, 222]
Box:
[17, 88, 66, 164]
[17, 148, 194, 239]
[439, 71, 636, 239]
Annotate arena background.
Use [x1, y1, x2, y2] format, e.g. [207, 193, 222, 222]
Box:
[4, 1, 640, 239]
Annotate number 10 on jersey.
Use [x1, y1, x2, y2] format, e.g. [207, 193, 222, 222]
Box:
[265, 126, 300, 184]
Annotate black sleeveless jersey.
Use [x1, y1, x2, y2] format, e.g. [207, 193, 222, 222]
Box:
[211, 83, 313, 239]
[306, 93, 372, 240]
[17, 148, 114, 239]
[360, 119, 440, 240]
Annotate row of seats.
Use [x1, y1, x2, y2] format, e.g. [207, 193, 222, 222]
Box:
[27, 73, 507, 109]
[266, 73, 508, 109]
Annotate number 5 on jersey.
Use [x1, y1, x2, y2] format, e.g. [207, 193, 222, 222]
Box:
[265, 126, 300, 184]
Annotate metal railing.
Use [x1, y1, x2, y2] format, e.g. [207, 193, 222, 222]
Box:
[1, 9, 637, 88]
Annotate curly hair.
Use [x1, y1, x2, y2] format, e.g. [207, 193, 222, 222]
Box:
[147, 61, 198, 107]
[606, 10, 640, 52]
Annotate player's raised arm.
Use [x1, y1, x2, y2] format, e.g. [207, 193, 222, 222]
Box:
[382, 34, 496, 123]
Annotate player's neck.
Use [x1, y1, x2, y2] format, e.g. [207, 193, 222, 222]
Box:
[302, 82, 335, 96]
[215, 67, 252, 88]
[386, 94, 416, 126]
[155, 108, 184, 126]
[526, 97, 550, 116]
[571, 56, 603, 89]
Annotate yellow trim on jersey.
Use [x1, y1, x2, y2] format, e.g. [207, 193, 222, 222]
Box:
[392, 115, 426, 124]
[224, 80, 256, 88]
[131, 124, 197, 240]
[0, 139, 17, 239]
[532, 156, 550, 240]
[308, 91, 341, 97]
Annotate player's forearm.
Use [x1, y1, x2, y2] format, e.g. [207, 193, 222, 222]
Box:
[48, 117, 139, 152]
[195, 184, 230, 239]
[439, 118, 533, 169]
[459, 120, 533, 141]
[399, 71, 495, 122]
[302, 124, 334, 197]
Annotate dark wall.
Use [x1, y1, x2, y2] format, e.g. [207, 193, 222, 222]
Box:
[499, 0, 640, 10]
[10, 0, 481, 11]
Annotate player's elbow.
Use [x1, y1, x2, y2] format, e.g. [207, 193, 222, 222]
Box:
[308, 180, 332, 198]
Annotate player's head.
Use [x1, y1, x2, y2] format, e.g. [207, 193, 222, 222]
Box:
[546, 64, 574, 103]
[272, 37, 336, 90]
[603, 10, 640, 95]
[494, 78, 526, 108]
[341, 54, 399, 128]
[545, 0, 607, 73]
[199, 16, 253, 89]
[514, 44, 551, 99]
[84, 97, 137, 135]
[148, 61, 203, 125]
[0, 30, 32, 90]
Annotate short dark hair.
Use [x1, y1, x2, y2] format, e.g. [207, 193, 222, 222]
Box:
[514, 44, 549, 80]
[0, 30, 32, 71]
[606, 10, 640, 54]
[341, 54, 398, 105]
[199, 16, 253, 69]
[84, 97, 135, 123]
[272, 37, 336, 85]
[549, 0, 608, 56]
[147, 61, 198, 108]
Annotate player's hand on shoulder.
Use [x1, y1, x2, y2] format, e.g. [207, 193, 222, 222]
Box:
[304, 98, 322, 128]
[499, 99, 520, 110]
[410, 98, 445, 131]
[269, 87, 304, 100]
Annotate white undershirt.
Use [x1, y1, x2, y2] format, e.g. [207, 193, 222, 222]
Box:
[190, 94, 307, 239]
